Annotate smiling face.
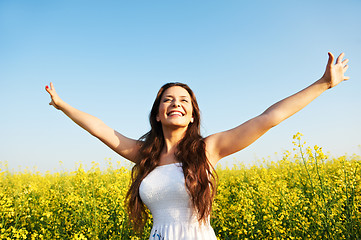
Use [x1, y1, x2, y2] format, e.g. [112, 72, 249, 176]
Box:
[156, 86, 194, 129]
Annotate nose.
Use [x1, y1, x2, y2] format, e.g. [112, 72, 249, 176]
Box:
[172, 99, 181, 107]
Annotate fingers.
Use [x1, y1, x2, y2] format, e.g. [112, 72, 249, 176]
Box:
[336, 52, 345, 64]
[45, 82, 61, 109]
[46, 82, 54, 91]
[45, 82, 56, 104]
[327, 52, 334, 66]
[343, 65, 349, 74]
[45, 83, 51, 92]
[342, 55, 350, 80]
[328, 52, 349, 67]
[50, 82, 55, 91]
[45, 82, 57, 95]
[342, 59, 349, 70]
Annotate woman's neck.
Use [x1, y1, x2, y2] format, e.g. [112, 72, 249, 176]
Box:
[162, 126, 187, 154]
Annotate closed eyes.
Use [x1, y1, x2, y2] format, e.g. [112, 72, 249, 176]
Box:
[162, 98, 189, 103]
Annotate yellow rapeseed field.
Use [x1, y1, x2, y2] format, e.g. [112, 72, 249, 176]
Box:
[1, 134, 360, 239]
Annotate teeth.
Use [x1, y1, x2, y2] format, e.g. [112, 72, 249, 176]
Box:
[168, 112, 183, 116]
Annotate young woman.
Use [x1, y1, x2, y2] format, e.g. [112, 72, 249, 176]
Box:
[46, 52, 349, 239]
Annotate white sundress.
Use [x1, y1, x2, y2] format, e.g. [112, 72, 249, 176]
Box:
[139, 162, 217, 240]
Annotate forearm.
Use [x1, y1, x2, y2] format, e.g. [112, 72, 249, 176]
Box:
[262, 78, 329, 127]
[57, 99, 107, 137]
[206, 53, 349, 164]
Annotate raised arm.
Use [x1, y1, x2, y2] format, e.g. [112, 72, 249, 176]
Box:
[205, 52, 350, 166]
[45, 82, 140, 163]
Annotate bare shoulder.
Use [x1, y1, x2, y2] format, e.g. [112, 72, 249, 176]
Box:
[204, 114, 272, 167]
[204, 134, 222, 168]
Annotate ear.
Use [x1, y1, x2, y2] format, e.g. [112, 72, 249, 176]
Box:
[156, 114, 160, 122]
[190, 117, 194, 123]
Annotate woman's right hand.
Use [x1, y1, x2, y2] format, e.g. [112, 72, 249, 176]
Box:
[45, 82, 63, 110]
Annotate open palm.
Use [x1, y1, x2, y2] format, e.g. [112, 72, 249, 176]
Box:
[322, 52, 350, 89]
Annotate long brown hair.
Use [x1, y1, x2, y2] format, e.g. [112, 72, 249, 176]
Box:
[126, 82, 217, 231]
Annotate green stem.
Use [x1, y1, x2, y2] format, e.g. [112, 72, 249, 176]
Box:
[298, 141, 315, 196]
[314, 152, 333, 240]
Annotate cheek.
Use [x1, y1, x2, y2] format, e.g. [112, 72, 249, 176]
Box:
[157, 105, 167, 118]
[158, 105, 165, 114]
[188, 105, 194, 116]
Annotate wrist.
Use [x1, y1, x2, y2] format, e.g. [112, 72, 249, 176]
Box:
[54, 98, 66, 111]
[316, 77, 331, 90]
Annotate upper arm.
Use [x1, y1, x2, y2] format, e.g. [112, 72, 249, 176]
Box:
[205, 113, 274, 167]
[92, 124, 140, 163]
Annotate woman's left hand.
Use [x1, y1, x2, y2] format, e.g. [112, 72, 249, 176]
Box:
[321, 52, 350, 89]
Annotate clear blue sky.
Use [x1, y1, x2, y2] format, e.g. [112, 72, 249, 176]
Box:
[1, 0, 360, 172]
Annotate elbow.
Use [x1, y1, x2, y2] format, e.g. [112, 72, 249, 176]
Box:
[87, 121, 106, 138]
[260, 112, 281, 129]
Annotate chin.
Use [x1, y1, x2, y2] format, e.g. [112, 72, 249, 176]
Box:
[163, 121, 190, 128]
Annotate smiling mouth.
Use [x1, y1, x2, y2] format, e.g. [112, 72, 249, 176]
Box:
[167, 111, 184, 117]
